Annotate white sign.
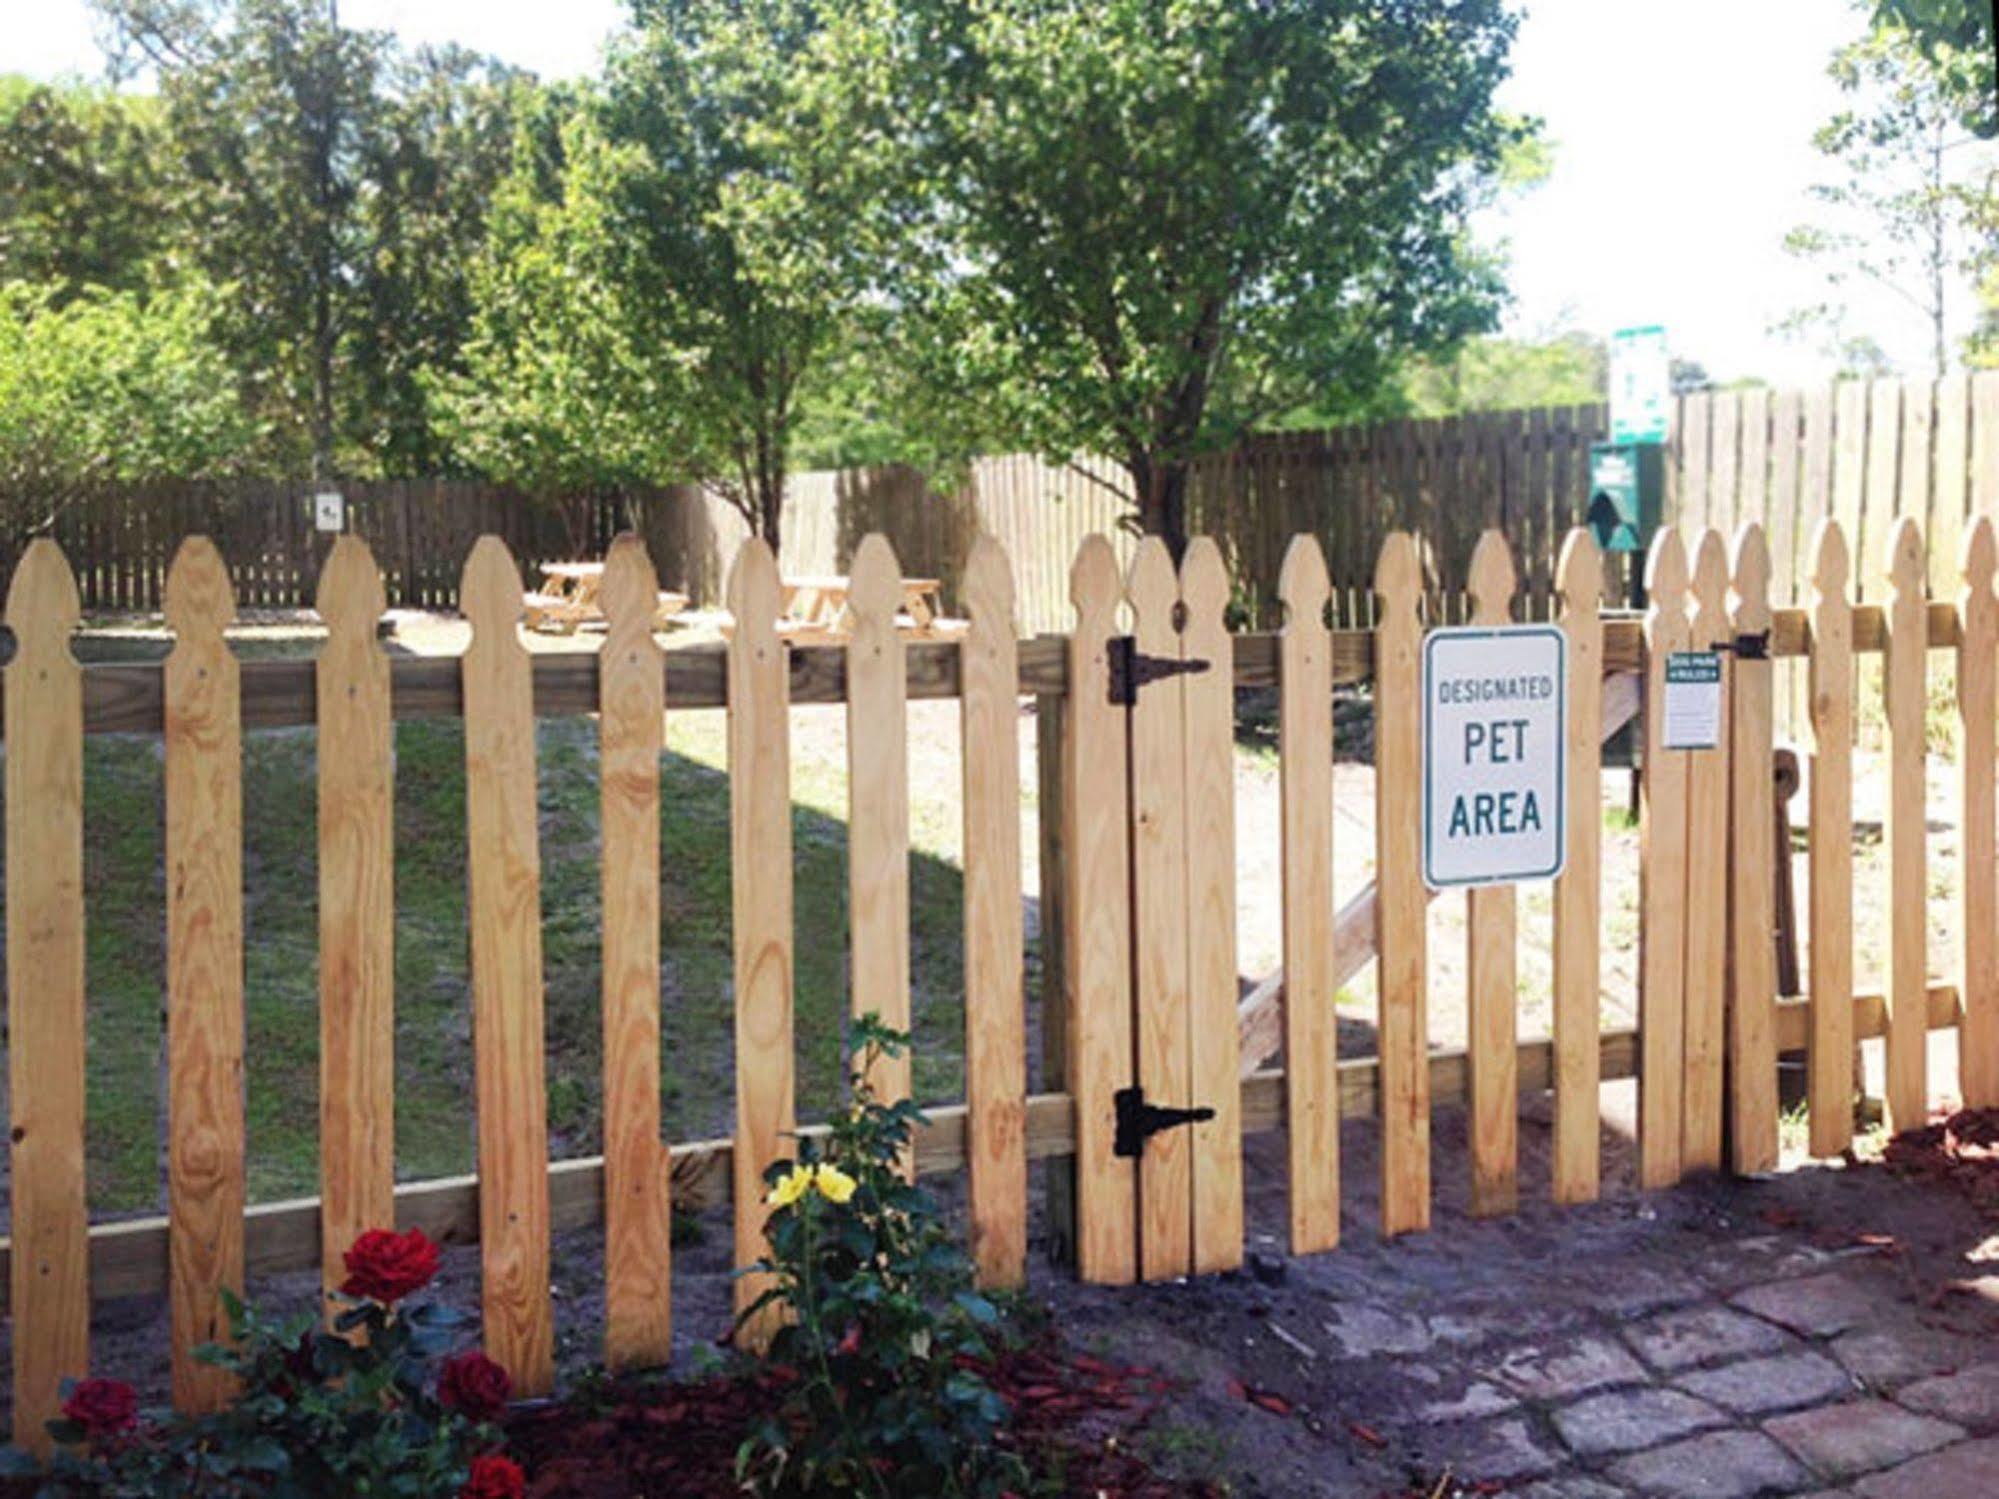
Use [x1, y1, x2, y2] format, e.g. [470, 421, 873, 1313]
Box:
[1422, 626, 1568, 890]
[1662, 651, 1723, 750]
[313, 491, 345, 532]
[1610, 325, 1670, 445]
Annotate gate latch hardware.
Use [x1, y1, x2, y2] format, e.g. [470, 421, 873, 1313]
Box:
[1112, 1085, 1216, 1158]
[1107, 636, 1212, 706]
[1710, 631, 1770, 660]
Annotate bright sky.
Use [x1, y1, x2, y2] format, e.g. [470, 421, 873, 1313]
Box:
[4, 0, 1955, 386]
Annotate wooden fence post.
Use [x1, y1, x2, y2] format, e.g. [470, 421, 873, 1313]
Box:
[1882, 516, 1929, 1132]
[1960, 516, 1998, 1108]
[1552, 529, 1603, 1203]
[1375, 532, 1429, 1236]
[1727, 525, 1779, 1174]
[1807, 521, 1855, 1157]
[727, 539, 795, 1340]
[1682, 531, 1731, 1174]
[1639, 529, 1690, 1190]
[1278, 534, 1338, 1252]
[314, 537, 396, 1310]
[1465, 530, 1519, 1216]
[164, 537, 245, 1413]
[1182, 538, 1242, 1274]
[459, 537, 555, 1395]
[598, 534, 673, 1369]
[5, 540, 89, 1454]
[961, 534, 1028, 1288]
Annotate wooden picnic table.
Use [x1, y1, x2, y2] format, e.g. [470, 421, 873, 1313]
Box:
[524, 561, 689, 634]
[780, 574, 951, 637]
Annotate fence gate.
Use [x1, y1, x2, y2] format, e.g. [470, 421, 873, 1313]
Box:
[1065, 536, 1245, 1285]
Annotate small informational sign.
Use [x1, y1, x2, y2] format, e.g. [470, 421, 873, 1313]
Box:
[1421, 625, 1568, 890]
[1662, 650, 1723, 750]
[1610, 325, 1671, 445]
[313, 491, 345, 533]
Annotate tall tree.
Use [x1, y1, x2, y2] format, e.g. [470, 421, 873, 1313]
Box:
[885, 0, 1522, 554]
[1872, 0, 1997, 137]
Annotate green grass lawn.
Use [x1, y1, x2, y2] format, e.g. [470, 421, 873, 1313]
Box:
[44, 703, 981, 1217]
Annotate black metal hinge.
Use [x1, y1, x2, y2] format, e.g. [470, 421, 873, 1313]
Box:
[1106, 636, 1212, 706]
[1112, 1085, 1216, 1159]
[1709, 631, 1771, 660]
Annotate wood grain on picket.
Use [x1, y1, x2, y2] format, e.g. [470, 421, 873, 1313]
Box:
[1639, 529, 1690, 1190]
[1727, 525, 1779, 1174]
[1807, 522, 1856, 1157]
[1681, 530, 1731, 1174]
[1552, 530, 1603, 1203]
[1882, 516, 1929, 1132]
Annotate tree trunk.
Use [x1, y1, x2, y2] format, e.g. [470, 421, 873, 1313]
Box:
[1124, 448, 1192, 562]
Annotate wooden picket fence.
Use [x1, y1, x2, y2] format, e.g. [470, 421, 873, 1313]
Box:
[2, 516, 1991, 1452]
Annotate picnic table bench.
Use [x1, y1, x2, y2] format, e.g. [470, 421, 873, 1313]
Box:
[523, 561, 689, 634]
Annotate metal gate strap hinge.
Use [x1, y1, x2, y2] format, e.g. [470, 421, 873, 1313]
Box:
[1107, 636, 1213, 706]
[1112, 1085, 1216, 1159]
[1710, 631, 1771, 660]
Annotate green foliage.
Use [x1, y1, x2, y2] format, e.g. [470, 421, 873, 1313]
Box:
[1871, 0, 1997, 136]
[0, 278, 263, 506]
[9, 1267, 504, 1497]
[883, 0, 1523, 547]
[735, 1015, 1022, 1499]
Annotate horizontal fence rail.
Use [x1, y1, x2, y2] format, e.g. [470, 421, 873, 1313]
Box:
[1, 515, 1994, 1451]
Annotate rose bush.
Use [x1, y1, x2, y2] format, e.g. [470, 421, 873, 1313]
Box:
[2, 1229, 524, 1497]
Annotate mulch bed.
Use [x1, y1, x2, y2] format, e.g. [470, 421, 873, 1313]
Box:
[506, 1340, 1216, 1497]
[1883, 1105, 1999, 1218]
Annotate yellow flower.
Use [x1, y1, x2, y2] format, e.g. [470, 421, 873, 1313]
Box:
[812, 1164, 858, 1204]
[766, 1164, 815, 1209]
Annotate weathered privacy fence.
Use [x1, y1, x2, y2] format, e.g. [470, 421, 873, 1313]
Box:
[2, 516, 1990, 1451]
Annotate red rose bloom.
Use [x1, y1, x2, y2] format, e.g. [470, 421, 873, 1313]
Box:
[459, 1454, 525, 1499]
[438, 1350, 511, 1421]
[61, 1378, 138, 1437]
[340, 1227, 441, 1304]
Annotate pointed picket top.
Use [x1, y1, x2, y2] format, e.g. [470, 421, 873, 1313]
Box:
[1730, 524, 1772, 634]
[1070, 534, 1123, 633]
[460, 536, 527, 662]
[1179, 536, 1228, 630]
[600, 533, 663, 653]
[5, 536, 81, 664]
[1554, 527, 1602, 617]
[1466, 530, 1516, 627]
[726, 537, 782, 652]
[1809, 520, 1851, 615]
[1278, 533, 1331, 629]
[1963, 515, 1997, 617]
[164, 535, 236, 644]
[961, 532, 1015, 633]
[1374, 531, 1422, 617]
[315, 535, 387, 644]
[1885, 514, 1926, 605]
[849, 533, 903, 632]
[1644, 526, 1688, 613]
[1125, 533, 1177, 627]
[1690, 528, 1730, 632]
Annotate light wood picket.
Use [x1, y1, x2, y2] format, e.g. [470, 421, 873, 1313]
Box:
[1465, 531, 1519, 1217]
[164, 537, 245, 1413]
[1681, 531, 1731, 1174]
[1128, 538, 1192, 1279]
[1882, 517, 1929, 1133]
[1552, 530, 1603, 1204]
[1182, 539, 1243, 1273]
[1065, 537, 1137, 1284]
[1278, 536, 1338, 1251]
[726, 539, 795, 1339]
[1960, 518, 1999, 1108]
[5, 540, 88, 1454]
[459, 538, 555, 1395]
[847, 537, 913, 1134]
[960, 535, 1027, 1288]
[1807, 522, 1856, 1157]
[1639, 530, 1691, 1190]
[598, 535, 673, 1369]
[314, 537, 396, 1311]
[1375, 533, 1429, 1236]
[1726, 526, 1779, 1174]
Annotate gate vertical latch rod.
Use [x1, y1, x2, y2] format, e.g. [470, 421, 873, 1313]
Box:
[1106, 636, 1213, 706]
[1112, 1086, 1215, 1158]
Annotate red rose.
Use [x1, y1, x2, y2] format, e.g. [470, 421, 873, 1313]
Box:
[61, 1378, 138, 1437]
[340, 1227, 441, 1304]
[459, 1454, 525, 1499]
[438, 1350, 512, 1421]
